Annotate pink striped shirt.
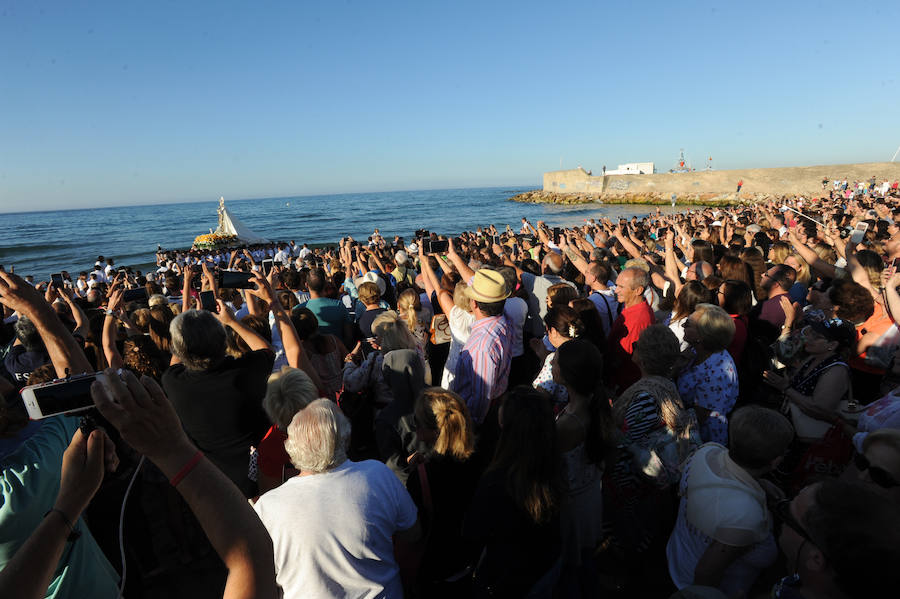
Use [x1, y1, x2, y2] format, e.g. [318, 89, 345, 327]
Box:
[452, 315, 512, 424]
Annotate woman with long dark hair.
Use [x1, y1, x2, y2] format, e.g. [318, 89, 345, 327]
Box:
[553, 340, 615, 595]
[464, 386, 564, 597]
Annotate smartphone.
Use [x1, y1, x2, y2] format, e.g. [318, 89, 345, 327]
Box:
[218, 270, 256, 289]
[50, 273, 64, 289]
[553, 227, 562, 244]
[262, 259, 274, 275]
[849, 222, 869, 245]
[21, 374, 98, 419]
[492, 234, 501, 245]
[199, 290, 217, 312]
[657, 227, 669, 237]
[423, 239, 449, 254]
[122, 288, 148, 302]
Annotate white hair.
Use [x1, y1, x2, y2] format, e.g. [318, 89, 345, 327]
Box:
[284, 399, 351, 473]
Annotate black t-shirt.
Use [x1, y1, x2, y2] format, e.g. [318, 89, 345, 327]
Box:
[406, 454, 482, 582]
[3, 344, 49, 386]
[357, 307, 386, 340]
[162, 349, 275, 497]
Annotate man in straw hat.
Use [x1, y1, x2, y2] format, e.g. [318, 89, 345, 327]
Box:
[451, 268, 512, 426]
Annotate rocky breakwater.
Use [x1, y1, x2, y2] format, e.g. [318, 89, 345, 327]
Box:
[509, 189, 764, 207]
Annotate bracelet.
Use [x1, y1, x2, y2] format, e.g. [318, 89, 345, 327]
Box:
[45, 508, 81, 542]
[169, 450, 204, 487]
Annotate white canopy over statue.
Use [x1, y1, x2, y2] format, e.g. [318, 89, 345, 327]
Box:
[215, 197, 268, 244]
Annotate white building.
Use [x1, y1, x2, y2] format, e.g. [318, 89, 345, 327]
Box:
[605, 162, 655, 175]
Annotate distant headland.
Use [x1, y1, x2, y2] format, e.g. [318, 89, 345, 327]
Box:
[509, 161, 900, 207]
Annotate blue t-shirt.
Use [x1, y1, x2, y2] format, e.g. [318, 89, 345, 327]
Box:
[300, 298, 352, 339]
[0, 416, 120, 598]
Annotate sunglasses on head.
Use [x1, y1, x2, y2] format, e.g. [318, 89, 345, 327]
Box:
[855, 453, 900, 489]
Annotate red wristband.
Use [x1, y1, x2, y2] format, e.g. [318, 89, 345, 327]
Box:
[169, 450, 203, 487]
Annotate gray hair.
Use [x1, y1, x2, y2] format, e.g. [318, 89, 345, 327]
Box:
[14, 316, 42, 351]
[169, 309, 226, 371]
[623, 267, 650, 291]
[284, 399, 351, 473]
[263, 366, 318, 429]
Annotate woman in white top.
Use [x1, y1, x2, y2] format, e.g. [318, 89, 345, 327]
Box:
[417, 243, 475, 388]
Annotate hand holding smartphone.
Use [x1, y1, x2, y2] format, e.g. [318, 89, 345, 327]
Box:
[22, 373, 98, 419]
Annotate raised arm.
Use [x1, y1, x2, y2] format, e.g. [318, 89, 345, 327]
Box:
[92, 371, 277, 599]
[446, 239, 475, 282]
[251, 272, 326, 394]
[216, 300, 273, 353]
[420, 245, 456, 316]
[787, 229, 837, 279]
[182, 263, 195, 314]
[0, 271, 91, 376]
[101, 288, 126, 371]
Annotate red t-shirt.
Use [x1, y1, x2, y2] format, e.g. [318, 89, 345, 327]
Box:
[728, 314, 748, 366]
[606, 300, 655, 391]
[257, 425, 290, 479]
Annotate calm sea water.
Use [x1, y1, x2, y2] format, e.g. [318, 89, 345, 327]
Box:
[1, 187, 684, 279]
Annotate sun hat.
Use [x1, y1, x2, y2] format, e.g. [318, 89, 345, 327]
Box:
[464, 269, 510, 303]
[746, 224, 762, 234]
[353, 271, 386, 296]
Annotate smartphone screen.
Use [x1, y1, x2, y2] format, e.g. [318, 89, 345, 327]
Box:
[122, 288, 148, 302]
[22, 374, 97, 419]
[50, 273, 64, 289]
[262, 259, 274, 275]
[850, 222, 869, 244]
[492, 235, 501, 245]
[199, 290, 217, 311]
[218, 271, 256, 289]
[553, 227, 561, 244]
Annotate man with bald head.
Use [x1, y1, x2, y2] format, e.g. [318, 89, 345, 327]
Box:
[519, 249, 576, 338]
[606, 267, 656, 392]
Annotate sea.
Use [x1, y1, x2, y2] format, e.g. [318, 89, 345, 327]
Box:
[1, 187, 685, 279]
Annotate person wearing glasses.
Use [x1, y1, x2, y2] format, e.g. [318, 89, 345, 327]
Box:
[762, 319, 856, 444]
[772, 479, 900, 598]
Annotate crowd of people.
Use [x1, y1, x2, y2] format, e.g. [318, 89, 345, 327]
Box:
[3, 184, 900, 599]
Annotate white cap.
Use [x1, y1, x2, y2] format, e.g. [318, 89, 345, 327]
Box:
[395, 250, 408, 264]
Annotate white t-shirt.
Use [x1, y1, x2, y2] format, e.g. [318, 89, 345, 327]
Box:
[442, 305, 476, 388]
[666, 444, 777, 597]
[254, 459, 417, 599]
[503, 296, 528, 358]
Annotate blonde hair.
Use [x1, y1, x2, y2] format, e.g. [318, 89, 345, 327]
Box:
[453, 282, 471, 311]
[416, 388, 475, 460]
[691, 303, 736, 352]
[397, 288, 422, 333]
[357, 281, 381, 305]
[787, 253, 812, 285]
[372, 310, 417, 353]
[263, 366, 318, 429]
[769, 241, 792, 265]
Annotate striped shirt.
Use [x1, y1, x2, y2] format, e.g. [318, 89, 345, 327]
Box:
[452, 314, 512, 424]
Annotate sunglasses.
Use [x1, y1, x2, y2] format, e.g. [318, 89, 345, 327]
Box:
[854, 453, 900, 489]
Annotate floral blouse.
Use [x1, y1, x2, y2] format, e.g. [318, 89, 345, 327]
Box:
[677, 349, 739, 445]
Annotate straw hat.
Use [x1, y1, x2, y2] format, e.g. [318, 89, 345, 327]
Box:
[353, 271, 386, 296]
[465, 269, 510, 303]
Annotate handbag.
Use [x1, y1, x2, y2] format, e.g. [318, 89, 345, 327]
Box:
[430, 313, 451, 345]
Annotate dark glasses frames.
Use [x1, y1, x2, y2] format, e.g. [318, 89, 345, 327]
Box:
[854, 453, 900, 489]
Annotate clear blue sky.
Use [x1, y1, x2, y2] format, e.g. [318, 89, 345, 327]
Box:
[2, 1, 898, 212]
